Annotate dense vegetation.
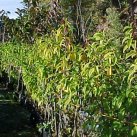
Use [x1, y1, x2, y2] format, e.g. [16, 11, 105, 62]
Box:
[1, 0, 137, 136]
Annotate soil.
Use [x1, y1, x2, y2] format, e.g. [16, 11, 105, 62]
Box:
[0, 90, 39, 137]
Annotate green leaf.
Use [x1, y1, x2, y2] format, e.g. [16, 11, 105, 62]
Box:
[89, 68, 95, 77]
[113, 121, 122, 129]
[126, 50, 137, 59]
[126, 89, 132, 97]
[93, 32, 103, 41]
[122, 37, 130, 45]
[131, 126, 137, 136]
[123, 26, 132, 32]
[104, 52, 113, 59]
[129, 92, 136, 99]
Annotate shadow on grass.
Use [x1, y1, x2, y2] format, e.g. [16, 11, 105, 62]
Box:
[0, 90, 38, 137]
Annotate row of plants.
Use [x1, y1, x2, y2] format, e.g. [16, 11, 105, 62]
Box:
[1, 18, 137, 136]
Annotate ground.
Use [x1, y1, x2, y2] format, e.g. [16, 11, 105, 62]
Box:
[0, 90, 38, 137]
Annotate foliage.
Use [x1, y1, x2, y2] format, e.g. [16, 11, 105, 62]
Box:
[0, 0, 130, 44]
[1, 0, 137, 136]
[0, 0, 63, 44]
[1, 20, 137, 136]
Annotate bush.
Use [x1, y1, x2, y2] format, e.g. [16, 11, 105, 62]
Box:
[1, 21, 137, 136]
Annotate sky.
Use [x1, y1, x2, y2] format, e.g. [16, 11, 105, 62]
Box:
[0, 0, 24, 19]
